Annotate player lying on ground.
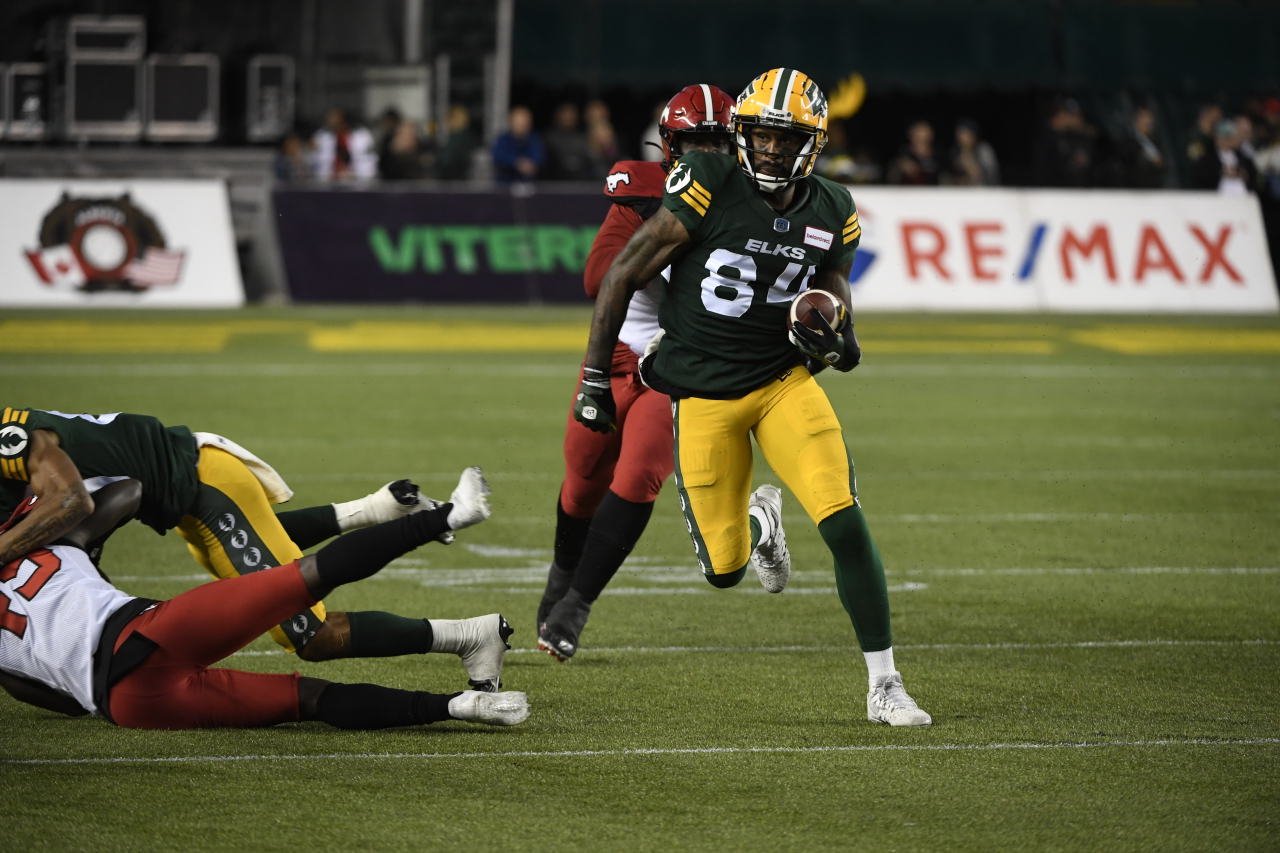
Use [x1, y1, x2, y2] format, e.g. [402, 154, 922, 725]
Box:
[0, 479, 529, 729]
[0, 407, 511, 690]
[536, 83, 735, 661]
[572, 68, 930, 725]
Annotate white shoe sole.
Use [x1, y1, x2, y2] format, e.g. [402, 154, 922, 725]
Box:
[448, 467, 492, 530]
[448, 690, 529, 726]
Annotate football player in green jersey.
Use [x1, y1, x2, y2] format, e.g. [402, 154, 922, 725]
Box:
[573, 68, 931, 726]
[0, 407, 512, 691]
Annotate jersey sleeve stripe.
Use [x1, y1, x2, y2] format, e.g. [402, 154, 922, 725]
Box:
[688, 180, 711, 205]
[843, 227, 861, 244]
[2, 407, 11, 423]
[680, 190, 709, 216]
[1, 458, 28, 481]
[17, 410, 29, 424]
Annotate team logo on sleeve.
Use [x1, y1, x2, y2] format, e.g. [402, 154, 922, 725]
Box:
[0, 425, 28, 457]
[606, 171, 632, 194]
[665, 162, 693, 194]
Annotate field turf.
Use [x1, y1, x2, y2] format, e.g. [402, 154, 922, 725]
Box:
[1, 307, 1277, 852]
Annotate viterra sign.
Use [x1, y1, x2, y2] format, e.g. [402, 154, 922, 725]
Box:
[846, 189, 1278, 313]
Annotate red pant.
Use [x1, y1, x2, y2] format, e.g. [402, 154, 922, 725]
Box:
[107, 562, 315, 729]
[561, 349, 674, 517]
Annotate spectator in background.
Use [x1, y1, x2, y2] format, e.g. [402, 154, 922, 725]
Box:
[311, 107, 378, 182]
[543, 102, 595, 181]
[887, 119, 939, 185]
[274, 129, 312, 183]
[1185, 102, 1223, 166]
[1032, 98, 1097, 187]
[436, 105, 480, 181]
[584, 98, 621, 173]
[379, 117, 430, 180]
[1254, 99, 1280, 276]
[942, 118, 1000, 186]
[375, 107, 403, 161]
[1191, 118, 1258, 195]
[639, 101, 665, 162]
[1111, 104, 1168, 189]
[1235, 114, 1258, 161]
[817, 119, 857, 184]
[492, 105, 545, 183]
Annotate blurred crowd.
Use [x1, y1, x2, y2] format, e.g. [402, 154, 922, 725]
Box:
[277, 92, 1280, 268]
[276, 94, 1280, 266]
[278, 94, 1280, 197]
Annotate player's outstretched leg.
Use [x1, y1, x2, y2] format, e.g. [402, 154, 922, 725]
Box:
[280, 478, 456, 550]
[866, 672, 932, 727]
[298, 678, 528, 729]
[748, 484, 791, 593]
[300, 467, 490, 601]
[428, 613, 514, 691]
[325, 468, 490, 542]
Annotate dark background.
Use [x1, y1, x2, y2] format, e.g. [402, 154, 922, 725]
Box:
[2, 0, 1279, 186]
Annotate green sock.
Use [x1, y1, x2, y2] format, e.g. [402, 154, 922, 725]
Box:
[347, 610, 434, 657]
[276, 505, 341, 550]
[749, 515, 762, 550]
[817, 505, 892, 651]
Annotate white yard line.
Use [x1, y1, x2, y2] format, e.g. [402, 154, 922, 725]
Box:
[5, 737, 1277, 767]
[221, 637, 1279, 659]
[105, 564, 1280, 584]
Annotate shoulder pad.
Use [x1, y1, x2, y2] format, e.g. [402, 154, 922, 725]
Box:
[602, 161, 666, 200]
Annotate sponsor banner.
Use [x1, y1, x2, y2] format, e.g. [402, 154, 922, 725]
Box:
[0, 179, 244, 307]
[273, 189, 611, 302]
[847, 188, 1278, 313]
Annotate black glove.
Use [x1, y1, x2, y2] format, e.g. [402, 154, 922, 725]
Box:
[573, 366, 617, 433]
[790, 313, 861, 372]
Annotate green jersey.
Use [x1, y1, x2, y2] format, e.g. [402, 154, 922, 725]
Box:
[0, 407, 200, 534]
[652, 150, 860, 398]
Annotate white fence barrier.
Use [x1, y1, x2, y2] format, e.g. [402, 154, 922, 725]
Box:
[0, 179, 244, 307]
[846, 188, 1278, 313]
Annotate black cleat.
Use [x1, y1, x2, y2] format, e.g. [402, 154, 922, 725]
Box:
[536, 590, 591, 663]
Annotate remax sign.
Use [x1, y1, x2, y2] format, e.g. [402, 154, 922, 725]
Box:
[846, 188, 1277, 313]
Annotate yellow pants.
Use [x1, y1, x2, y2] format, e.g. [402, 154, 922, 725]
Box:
[176, 445, 326, 652]
[673, 368, 856, 576]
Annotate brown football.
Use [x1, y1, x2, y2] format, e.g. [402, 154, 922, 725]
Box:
[787, 290, 848, 334]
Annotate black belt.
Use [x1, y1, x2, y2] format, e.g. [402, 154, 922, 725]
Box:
[90, 597, 160, 723]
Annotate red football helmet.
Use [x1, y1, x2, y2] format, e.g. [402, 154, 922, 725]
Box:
[658, 84, 734, 167]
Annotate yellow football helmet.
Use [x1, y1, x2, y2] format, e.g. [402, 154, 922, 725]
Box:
[734, 68, 829, 192]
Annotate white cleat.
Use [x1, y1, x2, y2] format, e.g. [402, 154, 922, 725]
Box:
[447, 690, 529, 726]
[748, 484, 791, 593]
[867, 672, 932, 727]
[334, 478, 430, 530]
[446, 467, 491, 531]
[433, 613, 512, 692]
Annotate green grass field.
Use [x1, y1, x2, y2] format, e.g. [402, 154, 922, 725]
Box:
[2, 307, 1277, 852]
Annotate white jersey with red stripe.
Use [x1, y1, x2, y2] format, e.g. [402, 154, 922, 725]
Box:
[618, 282, 664, 357]
[0, 544, 136, 714]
